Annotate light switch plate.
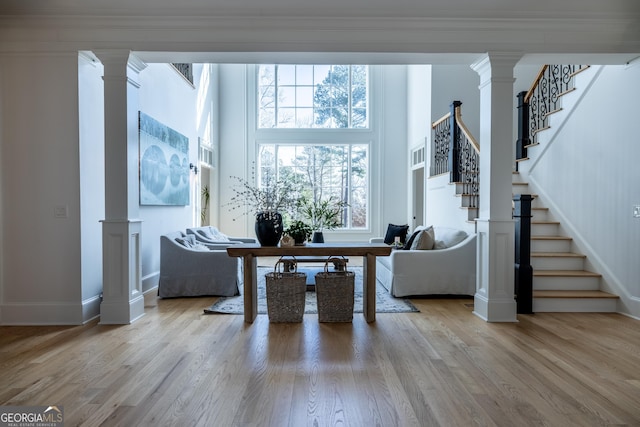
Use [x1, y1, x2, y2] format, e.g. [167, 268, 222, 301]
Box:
[54, 205, 68, 219]
[634, 205, 640, 218]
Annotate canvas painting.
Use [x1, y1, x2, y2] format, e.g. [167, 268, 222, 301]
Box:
[138, 112, 190, 205]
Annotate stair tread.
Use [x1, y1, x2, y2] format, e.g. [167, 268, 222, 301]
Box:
[534, 290, 618, 299]
[534, 270, 601, 277]
[532, 220, 560, 225]
[532, 235, 572, 240]
[532, 252, 585, 258]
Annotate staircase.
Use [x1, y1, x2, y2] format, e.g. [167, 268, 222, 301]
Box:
[512, 64, 619, 312]
[512, 173, 618, 312]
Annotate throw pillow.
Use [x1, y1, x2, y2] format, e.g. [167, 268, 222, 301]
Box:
[384, 223, 410, 245]
[209, 227, 231, 242]
[403, 228, 422, 250]
[175, 235, 195, 248]
[410, 226, 435, 250]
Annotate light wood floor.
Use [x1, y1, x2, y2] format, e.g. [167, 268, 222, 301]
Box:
[1, 294, 639, 427]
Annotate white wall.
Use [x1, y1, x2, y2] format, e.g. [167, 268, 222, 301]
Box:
[378, 65, 409, 236]
[431, 65, 480, 139]
[78, 53, 105, 321]
[0, 53, 84, 324]
[137, 63, 203, 291]
[407, 65, 431, 227]
[522, 64, 640, 312]
[424, 65, 479, 233]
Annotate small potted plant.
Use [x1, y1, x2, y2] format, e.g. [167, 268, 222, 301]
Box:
[298, 195, 349, 243]
[285, 220, 313, 245]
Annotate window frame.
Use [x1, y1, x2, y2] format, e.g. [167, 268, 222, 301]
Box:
[248, 64, 381, 237]
[257, 64, 370, 129]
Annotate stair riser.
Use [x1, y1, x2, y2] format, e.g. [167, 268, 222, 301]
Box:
[512, 184, 529, 194]
[531, 257, 585, 270]
[533, 275, 601, 291]
[458, 195, 477, 207]
[531, 239, 572, 253]
[531, 210, 550, 221]
[465, 209, 478, 221]
[531, 223, 560, 236]
[533, 297, 617, 313]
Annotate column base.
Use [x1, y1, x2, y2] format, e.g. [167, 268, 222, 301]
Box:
[473, 293, 518, 322]
[100, 219, 144, 324]
[475, 218, 518, 322]
[99, 296, 145, 325]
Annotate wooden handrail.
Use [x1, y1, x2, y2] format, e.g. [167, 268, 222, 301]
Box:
[431, 112, 451, 129]
[454, 106, 480, 153]
[524, 65, 549, 103]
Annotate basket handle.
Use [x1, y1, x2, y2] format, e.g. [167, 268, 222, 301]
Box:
[275, 256, 297, 273]
[324, 256, 348, 273]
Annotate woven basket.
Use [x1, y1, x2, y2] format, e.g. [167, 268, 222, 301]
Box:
[315, 257, 355, 322]
[265, 258, 307, 323]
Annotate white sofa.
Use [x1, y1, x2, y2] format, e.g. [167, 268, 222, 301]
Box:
[371, 226, 477, 297]
[158, 232, 241, 298]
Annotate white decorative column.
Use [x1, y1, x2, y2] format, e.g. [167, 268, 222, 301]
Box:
[471, 53, 521, 322]
[96, 50, 147, 324]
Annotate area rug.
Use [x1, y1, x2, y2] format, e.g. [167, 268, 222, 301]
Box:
[204, 266, 419, 315]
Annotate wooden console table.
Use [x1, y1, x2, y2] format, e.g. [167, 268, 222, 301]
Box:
[226, 243, 392, 323]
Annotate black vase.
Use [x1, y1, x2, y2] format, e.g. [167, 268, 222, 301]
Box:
[311, 231, 324, 243]
[255, 211, 283, 246]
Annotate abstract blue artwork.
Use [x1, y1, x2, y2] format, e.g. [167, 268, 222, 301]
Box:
[138, 112, 190, 205]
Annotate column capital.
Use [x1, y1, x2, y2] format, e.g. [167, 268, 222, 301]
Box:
[93, 50, 147, 84]
[471, 52, 522, 88]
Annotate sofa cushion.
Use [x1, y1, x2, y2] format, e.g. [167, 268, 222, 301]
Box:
[411, 226, 435, 250]
[384, 223, 410, 245]
[203, 227, 231, 242]
[434, 228, 468, 249]
[176, 234, 197, 248]
[192, 243, 210, 251]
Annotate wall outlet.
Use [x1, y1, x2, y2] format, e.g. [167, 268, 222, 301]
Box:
[54, 205, 68, 219]
[634, 205, 640, 218]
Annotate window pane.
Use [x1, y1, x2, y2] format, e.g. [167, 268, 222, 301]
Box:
[277, 108, 295, 127]
[314, 65, 331, 84]
[296, 86, 313, 107]
[278, 65, 295, 85]
[258, 64, 368, 130]
[296, 108, 313, 127]
[279, 87, 295, 107]
[259, 107, 275, 128]
[296, 65, 313, 85]
[258, 143, 368, 229]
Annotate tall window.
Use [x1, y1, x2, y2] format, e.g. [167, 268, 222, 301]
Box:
[258, 65, 369, 129]
[258, 144, 368, 229]
[256, 64, 371, 230]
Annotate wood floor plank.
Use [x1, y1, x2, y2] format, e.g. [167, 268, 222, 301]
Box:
[1, 294, 639, 426]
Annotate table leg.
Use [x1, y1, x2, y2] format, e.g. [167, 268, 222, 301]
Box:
[243, 255, 257, 323]
[363, 254, 377, 322]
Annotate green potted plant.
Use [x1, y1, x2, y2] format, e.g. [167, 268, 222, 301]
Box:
[298, 195, 349, 243]
[285, 220, 313, 245]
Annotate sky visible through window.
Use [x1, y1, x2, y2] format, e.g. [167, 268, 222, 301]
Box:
[258, 65, 368, 129]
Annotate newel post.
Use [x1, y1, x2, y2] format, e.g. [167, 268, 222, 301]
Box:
[448, 100, 462, 183]
[513, 194, 533, 314]
[516, 91, 530, 166]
